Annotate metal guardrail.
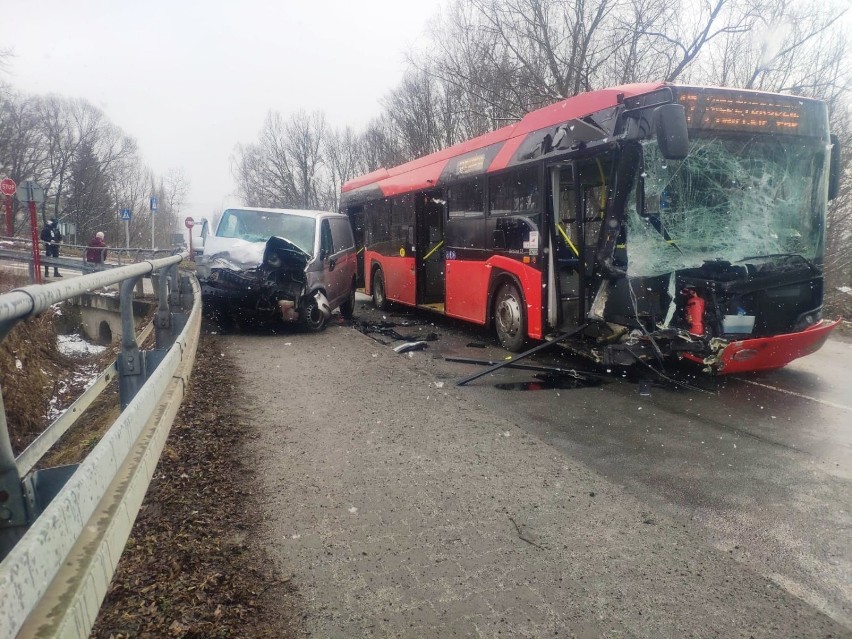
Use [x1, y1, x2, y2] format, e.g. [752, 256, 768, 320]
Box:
[0, 252, 201, 638]
[0, 239, 180, 282]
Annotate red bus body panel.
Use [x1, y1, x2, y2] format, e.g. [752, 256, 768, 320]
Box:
[444, 256, 543, 339]
[342, 83, 665, 197]
[683, 319, 839, 374]
[445, 260, 491, 325]
[365, 252, 417, 306]
[485, 256, 543, 339]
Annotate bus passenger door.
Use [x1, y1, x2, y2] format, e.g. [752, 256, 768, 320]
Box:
[346, 206, 365, 288]
[548, 157, 612, 329]
[416, 189, 446, 307]
[548, 163, 583, 328]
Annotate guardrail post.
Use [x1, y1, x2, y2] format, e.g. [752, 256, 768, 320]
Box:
[0, 394, 35, 560]
[0, 317, 35, 559]
[117, 276, 145, 409]
[155, 266, 173, 349]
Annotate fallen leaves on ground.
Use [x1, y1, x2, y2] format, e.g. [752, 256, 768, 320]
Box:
[91, 334, 302, 638]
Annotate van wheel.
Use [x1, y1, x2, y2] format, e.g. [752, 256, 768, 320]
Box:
[372, 269, 388, 310]
[300, 297, 327, 332]
[340, 280, 356, 319]
[494, 281, 526, 352]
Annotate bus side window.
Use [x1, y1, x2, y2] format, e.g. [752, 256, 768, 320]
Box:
[448, 179, 484, 219]
[489, 166, 539, 216]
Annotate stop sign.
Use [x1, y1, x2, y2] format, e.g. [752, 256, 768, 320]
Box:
[0, 178, 16, 196]
[184, 216, 194, 229]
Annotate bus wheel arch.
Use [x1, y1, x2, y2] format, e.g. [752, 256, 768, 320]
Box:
[489, 271, 527, 352]
[371, 265, 389, 310]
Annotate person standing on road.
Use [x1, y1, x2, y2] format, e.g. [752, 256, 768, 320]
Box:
[40, 218, 63, 278]
[84, 231, 108, 273]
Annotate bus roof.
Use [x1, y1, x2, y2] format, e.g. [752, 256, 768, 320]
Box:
[341, 82, 664, 201]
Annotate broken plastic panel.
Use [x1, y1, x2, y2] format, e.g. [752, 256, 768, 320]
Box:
[626, 136, 829, 278]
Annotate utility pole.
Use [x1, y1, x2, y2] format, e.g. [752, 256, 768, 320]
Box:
[150, 196, 158, 249]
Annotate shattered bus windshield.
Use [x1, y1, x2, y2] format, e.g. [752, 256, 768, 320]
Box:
[626, 135, 829, 277]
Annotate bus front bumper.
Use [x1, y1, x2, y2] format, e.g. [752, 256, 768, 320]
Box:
[683, 319, 840, 374]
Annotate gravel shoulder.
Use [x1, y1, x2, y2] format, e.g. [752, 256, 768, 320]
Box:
[224, 323, 848, 638]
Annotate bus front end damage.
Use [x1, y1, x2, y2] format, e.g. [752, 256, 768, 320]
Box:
[197, 236, 330, 324]
[578, 259, 839, 375]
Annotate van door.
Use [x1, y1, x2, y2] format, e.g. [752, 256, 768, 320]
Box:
[319, 219, 348, 307]
[416, 189, 445, 307]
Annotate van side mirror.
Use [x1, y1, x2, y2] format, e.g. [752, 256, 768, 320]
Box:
[829, 134, 841, 201]
[654, 104, 689, 160]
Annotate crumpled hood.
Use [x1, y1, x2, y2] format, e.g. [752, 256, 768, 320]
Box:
[199, 235, 310, 272]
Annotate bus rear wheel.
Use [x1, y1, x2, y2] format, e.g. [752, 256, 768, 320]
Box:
[494, 281, 526, 352]
[372, 269, 388, 310]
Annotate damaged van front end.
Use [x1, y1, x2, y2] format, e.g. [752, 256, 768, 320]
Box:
[197, 235, 330, 326]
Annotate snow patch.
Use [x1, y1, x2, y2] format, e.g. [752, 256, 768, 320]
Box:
[57, 334, 107, 357]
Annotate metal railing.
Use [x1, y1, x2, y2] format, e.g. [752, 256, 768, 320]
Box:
[0, 236, 181, 281]
[0, 252, 201, 638]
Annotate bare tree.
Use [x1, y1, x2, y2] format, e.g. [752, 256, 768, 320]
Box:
[232, 110, 328, 210]
[323, 126, 364, 211]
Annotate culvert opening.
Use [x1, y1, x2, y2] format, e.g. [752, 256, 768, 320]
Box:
[98, 321, 113, 344]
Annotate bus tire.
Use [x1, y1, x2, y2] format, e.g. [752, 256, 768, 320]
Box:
[493, 281, 526, 352]
[372, 269, 388, 310]
[340, 279, 356, 319]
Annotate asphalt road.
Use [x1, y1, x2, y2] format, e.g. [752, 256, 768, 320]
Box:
[216, 295, 851, 637]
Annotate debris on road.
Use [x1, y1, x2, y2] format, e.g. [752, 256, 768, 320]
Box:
[354, 318, 438, 343]
[393, 341, 429, 353]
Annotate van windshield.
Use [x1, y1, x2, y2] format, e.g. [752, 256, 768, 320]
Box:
[217, 209, 316, 255]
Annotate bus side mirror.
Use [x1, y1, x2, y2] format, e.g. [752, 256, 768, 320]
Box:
[829, 134, 840, 201]
[654, 104, 689, 160]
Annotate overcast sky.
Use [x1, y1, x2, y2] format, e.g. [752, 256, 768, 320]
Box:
[3, 0, 445, 216]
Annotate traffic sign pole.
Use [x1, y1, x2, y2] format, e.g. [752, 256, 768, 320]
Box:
[150, 196, 157, 250]
[1, 178, 16, 237]
[29, 200, 42, 284]
[120, 208, 132, 250]
[184, 216, 195, 262]
[3, 195, 11, 237]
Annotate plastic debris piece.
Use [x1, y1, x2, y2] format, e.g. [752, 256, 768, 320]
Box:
[393, 341, 428, 353]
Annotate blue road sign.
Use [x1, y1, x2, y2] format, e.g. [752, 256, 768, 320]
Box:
[150, 196, 158, 212]
[120, 208, 131, 221]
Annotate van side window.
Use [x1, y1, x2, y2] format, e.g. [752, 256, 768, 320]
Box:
[219, 211, 240, 237]
[329, 218, 354, 251]
[320, 219, 334, 257]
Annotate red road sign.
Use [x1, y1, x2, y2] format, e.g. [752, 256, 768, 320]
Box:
[0, 178, 16, 196]
[184, 216, 195, 229]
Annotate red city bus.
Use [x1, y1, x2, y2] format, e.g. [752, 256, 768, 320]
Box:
[340, 83, 841, 374]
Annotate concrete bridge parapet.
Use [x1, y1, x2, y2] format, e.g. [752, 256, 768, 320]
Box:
[72, 292, 156, 344]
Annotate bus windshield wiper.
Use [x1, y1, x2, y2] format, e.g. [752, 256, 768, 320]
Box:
[738, 253, 816, 270]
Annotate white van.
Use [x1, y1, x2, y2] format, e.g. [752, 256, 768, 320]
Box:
[196, 207, 357, 331]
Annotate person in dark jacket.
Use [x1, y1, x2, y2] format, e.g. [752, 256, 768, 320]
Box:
[40, 218, 63, 277]
[84, 231, 108, 272]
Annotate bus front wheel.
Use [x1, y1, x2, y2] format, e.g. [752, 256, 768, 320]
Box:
[372, 269, 388, 310]
[494, 281, 526, 352]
